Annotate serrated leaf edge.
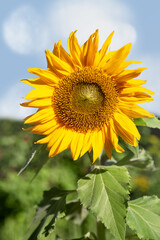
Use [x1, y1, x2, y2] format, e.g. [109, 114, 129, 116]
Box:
[78, 166, 131, 240]
[127, 195, 160, 240]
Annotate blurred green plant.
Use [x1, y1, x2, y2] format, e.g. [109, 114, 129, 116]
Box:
[0, 119, 91, 240]
[1, 118, 160, 240]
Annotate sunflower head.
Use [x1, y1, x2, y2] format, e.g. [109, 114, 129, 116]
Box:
[21, 30, 154, 163]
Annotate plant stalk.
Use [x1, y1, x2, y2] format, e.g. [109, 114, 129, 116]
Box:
[97, 220, 106, 240]
[88, 151, 106, 239]
[126, 235, 139, 239]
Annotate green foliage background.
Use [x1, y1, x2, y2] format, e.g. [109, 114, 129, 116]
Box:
[0, 119, 160, 240]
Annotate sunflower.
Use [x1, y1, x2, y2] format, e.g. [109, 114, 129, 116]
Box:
[21, 30, 154, 162]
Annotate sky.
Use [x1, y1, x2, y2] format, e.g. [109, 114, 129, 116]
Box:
[0, 0, 160, 119]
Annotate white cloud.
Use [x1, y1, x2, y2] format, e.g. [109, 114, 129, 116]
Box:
[3, 0, 137, 54]
[51, 0, 136, 50]
[0, 83, 35, 120]
[3, 5, 49, 54]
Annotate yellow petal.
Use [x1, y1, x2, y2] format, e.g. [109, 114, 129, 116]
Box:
[60, 45, 75, 69]
[86, 30, 99, 66]
[36, 134, 53, 144]
[35, 124, 61, 144]
[92, 30, 99, 66]
[113, 111, 140, 145]
[24, 107, 55, 124]
[115, 67, 147, 82]
[70, 132, 84, 160]
[67, 31, 82, 67]
[21, 78, 46, 86]
[81, 40, 88, 65]
[98, 50, 115, 69]
[115, 111, 140, 139]
[92, 130, 104, 163]
[120, 92, 154, 103]
[98, 31, 114, 63]
[23, 88, 53, 100]
[21, 79, 54, 100]
[115, 60, 141, 75]
[21, 98, 52, 108]
[28, 68, 59, 86]
[47, 127, 65, 150]
[117, 79, 147, 89]
[48, 128, 68, 157]
[53, 40, 61, 57]
[32, 121, 58, 135]
[49, 130, 73, 157]
[103, 43, 132, 75]
[104, 140, 113, 160]
[118, 102, 155, 119]
[80, 131, 92, 157]
[93, 51, 100, 67]
[45, 49, 63, 78]
[108, 122, 125, 153]
[81, 30, 99, 66]
[120, 86, 154, 95]
[53, 40, 75, 69]
[25, 90, 53, 101]
[45, 49, 73, 75]
[103, 124, 113, 159]
[125, 79, 147, 85]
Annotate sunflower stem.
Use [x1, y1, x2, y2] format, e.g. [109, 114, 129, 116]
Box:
[96, 152, 107, 239]
[88, 150, 93, 164]
[125, 235, 139, 239]
[97, 220, 106, 240]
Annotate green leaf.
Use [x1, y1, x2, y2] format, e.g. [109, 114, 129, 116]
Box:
[54, 201, 96, 240]
[125, 226, 140, 240]
[121, 139, 139, 158]
[18, 144, 48, 177]
[71, 232, 95, 240]
[65, 199, 88, 224]
[77, 166, 131, 240]
[54, 217, 83, 239]
[112, 138, 139, 163]
[17, 144, 41, 175]
[127, 196, 160, 240]
[23, 188, 74, 240]
[134, 117, 160, 129]
[116, 148, 155, 171]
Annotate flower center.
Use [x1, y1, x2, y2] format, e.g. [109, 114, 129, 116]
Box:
[72, 83, 105, 113]
[53, 67, 118, 132]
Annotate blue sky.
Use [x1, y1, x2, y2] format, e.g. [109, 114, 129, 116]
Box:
[1, 0, 160, 119]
